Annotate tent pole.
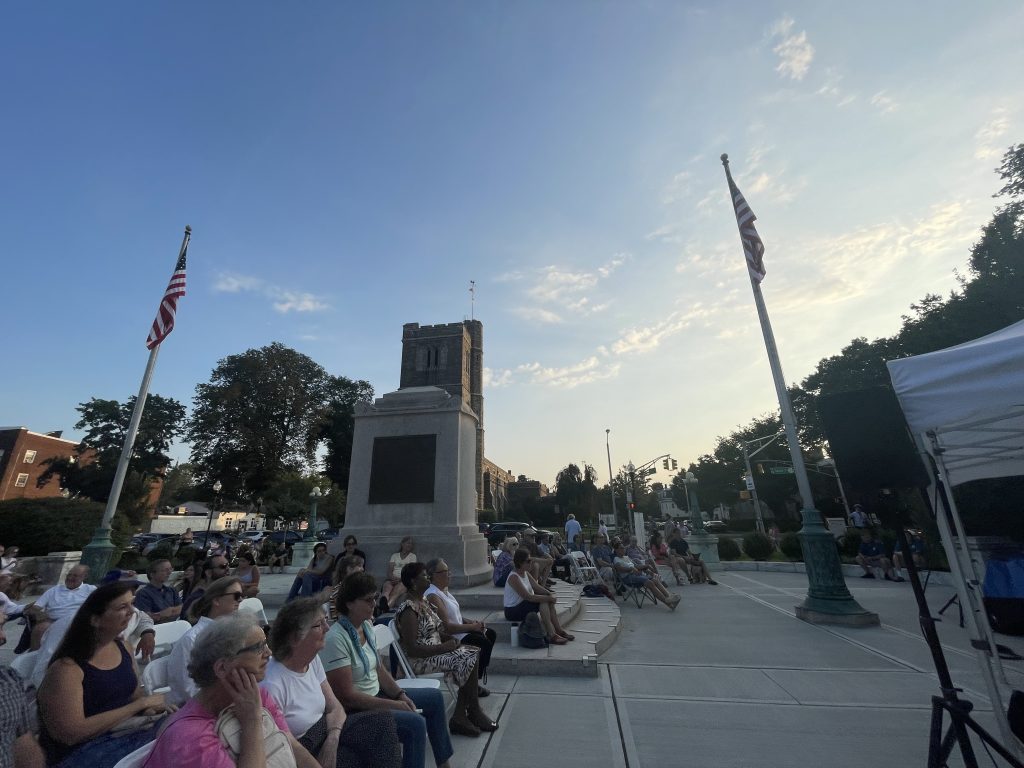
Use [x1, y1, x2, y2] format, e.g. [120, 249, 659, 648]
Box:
[926, 440, 1020, 758]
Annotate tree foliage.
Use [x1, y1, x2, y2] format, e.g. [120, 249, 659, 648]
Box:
[554, 463, 599, 524]
[37, 393, 185, 526]
[0, 498, 132, 556]
[187, 343, 370, 500]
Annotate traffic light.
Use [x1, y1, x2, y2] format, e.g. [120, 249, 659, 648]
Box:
[671, 459, 678, 470]
[628, 502, 636, 511]
[663, 459, 670, 470]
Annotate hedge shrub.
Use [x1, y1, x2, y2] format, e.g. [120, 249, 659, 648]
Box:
[717, 536, 741, 560]
[742, 532, 773, 561]
[839, 531, 862, 559]
[0, 498, 131, 556]
[779, 532, 803, 560]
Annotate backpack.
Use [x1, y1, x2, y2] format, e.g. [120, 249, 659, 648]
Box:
[519, 612, 548, 649]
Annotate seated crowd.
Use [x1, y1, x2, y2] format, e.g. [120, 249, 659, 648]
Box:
[1, 532, 508, 768]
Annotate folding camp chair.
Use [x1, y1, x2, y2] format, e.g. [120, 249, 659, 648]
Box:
[614, 568, 654, 608]
[237, 597, 269, 626]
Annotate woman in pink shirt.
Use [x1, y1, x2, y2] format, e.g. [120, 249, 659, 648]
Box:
[144, 613, 316, 768]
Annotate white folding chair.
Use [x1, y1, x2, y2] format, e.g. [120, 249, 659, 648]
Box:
[238, 597, 269, 625]
[111, 740, 155, 768]
[569, 551, 604, 588]
[373, 622, 456, 716]
[150, 619, 191, 659]
[10, 651, 39, 688]
[142, 655, 172, 694]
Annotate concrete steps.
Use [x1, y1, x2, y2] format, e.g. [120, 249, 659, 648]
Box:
[454, 581, 622, 678]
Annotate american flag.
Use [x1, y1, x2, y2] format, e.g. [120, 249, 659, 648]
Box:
[727, 175, 766, 283]
[146, 238, 188, 349]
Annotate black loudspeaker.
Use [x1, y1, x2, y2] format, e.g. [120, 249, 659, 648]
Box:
[818, 387, 930, 491]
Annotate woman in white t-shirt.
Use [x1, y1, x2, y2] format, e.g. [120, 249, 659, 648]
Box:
[380, 537, 416, 611]
[262, 597, 401, 768]
[503, 548, 574, 645]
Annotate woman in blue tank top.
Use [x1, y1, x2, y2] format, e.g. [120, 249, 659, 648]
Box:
[36, 581, 176, 768]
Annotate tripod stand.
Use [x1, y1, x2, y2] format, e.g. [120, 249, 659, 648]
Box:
[938, 592, 965, 628]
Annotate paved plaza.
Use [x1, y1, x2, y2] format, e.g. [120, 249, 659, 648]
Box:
[4, 568, 1019, 767]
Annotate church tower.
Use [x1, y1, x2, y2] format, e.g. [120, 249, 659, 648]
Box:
[400, 320, 484, 509]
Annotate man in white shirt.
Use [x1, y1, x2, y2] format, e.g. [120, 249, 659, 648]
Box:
[0, 573, 27, 648]
[24, 564, 95, 650]
[30, 572, 156, 688]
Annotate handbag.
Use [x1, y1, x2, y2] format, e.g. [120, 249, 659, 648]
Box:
[519, 612, 548, 649]
[215, 704, 296, 768]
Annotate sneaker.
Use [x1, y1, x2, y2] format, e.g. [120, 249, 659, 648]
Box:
[707, 579, 718, 585]
[861, 573, 876, 579]
[883, 574, 894, 582]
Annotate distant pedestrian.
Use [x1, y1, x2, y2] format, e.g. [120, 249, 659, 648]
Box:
[598, 521, 609, 539]
[564, 514, 582, 551]
[851, 504, 868, 529]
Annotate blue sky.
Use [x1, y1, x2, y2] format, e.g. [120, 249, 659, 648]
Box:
[2, 2, 1021, 490]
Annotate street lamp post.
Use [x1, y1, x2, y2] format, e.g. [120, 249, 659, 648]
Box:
[306, 487, 322, 542]
[605, 429, 617, 529]
[205, 480, 222, 552]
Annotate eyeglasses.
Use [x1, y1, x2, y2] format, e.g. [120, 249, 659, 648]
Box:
[433, 568, 450, 575]
[234, 639, 269, 656]
[357, 594, 378, 605]
[310, 618, 330, 631]
[221, 592, 244, 602]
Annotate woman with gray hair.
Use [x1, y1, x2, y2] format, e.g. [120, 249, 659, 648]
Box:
[143, 613, 311, 767]
[260, 598, 400, 768]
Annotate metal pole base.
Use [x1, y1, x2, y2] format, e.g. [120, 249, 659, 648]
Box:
[795, 512, 880, 627]
[80, 525, 118, 584]
[291, 540, 316, 569]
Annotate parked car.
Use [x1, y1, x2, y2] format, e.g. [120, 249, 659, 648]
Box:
[316, 528, 338, 541]
[477, 522, 491, 537]
[703, 520, 727, 532]
[268, 530, 303, 545]
[487, 522, 534, 547]
[141, 534, 180, 555]
[130, 533, 167, 553]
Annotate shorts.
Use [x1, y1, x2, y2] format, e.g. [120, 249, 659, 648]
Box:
[504, 601, 541, 622]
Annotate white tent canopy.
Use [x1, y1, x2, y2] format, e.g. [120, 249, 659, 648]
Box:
[887, 318, 1024, 756]
[887, 318, 1024, 488]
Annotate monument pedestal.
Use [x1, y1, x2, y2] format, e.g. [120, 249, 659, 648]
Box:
[687, 533, 720, 565]
[338, 387, 490, 587]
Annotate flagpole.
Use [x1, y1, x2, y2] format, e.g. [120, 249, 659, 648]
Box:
[721, 155, 877, 626]
[80, 227, 191, 580]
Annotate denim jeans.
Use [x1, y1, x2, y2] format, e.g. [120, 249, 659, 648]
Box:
[287, 572, 327, 600]
[380, 687, 452, 768]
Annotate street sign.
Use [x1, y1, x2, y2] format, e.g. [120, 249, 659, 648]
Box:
[744, 474, 755, 490]
[769, 466, 795, 475]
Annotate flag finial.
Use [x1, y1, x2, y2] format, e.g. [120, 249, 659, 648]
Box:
[720, 153, 729, 166]
[185, 225, 192, 234]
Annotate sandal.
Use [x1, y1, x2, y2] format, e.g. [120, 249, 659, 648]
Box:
[558, 631, 575, 641]
[549, 635, 568, 645]
[449, 716, 481, 737]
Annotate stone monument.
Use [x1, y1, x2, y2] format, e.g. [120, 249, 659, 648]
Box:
[340, 386, 490, 587]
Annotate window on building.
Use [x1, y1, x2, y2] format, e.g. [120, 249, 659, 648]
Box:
[23, 450, 37, 464]
[15, 473, 29, 487]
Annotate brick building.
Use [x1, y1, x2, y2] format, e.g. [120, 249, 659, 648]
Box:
[0, 427, 83, 501]
[482, 458, 514, 516]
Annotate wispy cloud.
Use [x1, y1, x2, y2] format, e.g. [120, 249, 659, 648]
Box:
[483, 367, 513, 388]
[975, 107, 1011, 160]
[769, 17, 814, 81]
[515, 357, 622, 389]
[213, 272, 329, 314]
[870, 90, 898, 114]
[512, 306, 564, 325]
[506, 255, 627, 321]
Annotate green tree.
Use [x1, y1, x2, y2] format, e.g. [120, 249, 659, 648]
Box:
[318, 377, 374, 491]
[157, 463, 197, 511]
[187, 343, 364, 500]
[38, 393, 185, 526]
[554, 463, 599, 524]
